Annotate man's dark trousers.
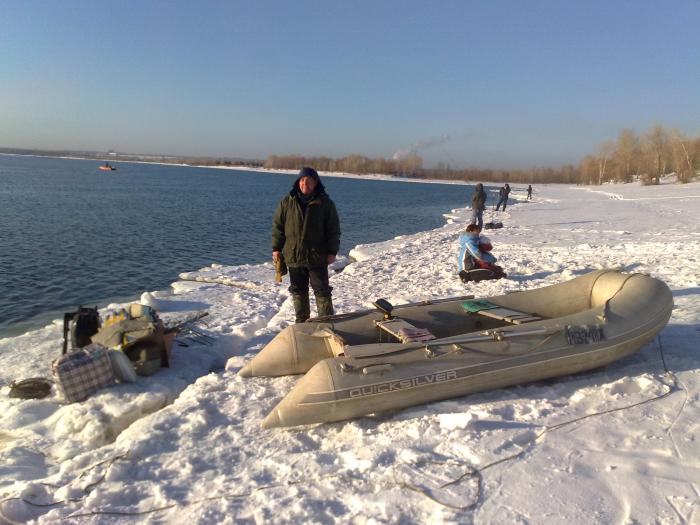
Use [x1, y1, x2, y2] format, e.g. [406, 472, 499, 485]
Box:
[288, 266, 333, 322]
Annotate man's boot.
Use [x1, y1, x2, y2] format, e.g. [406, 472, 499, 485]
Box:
[292, 294, 310, 323]
[315, 295, 334, 317]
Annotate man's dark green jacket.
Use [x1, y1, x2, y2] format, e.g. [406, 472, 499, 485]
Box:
[471, 184, 486, 210]
[272, 182, 341, 268]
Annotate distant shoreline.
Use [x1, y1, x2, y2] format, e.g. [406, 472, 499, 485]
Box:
[208, 164, 471, 186]
[0, 151, 472, 186]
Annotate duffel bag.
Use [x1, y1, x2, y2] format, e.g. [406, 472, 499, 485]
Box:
[52, 343, 115, 403]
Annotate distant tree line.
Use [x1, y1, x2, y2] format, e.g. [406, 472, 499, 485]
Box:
[264, 153, 579, 184]
[265, 154, 424, 176]
[265, 123, 699, 185]
[264, 153, 578, 184]
[175, 157, 264, 168]
[4, 122, 697, 185]
[579, 124, 698, 185]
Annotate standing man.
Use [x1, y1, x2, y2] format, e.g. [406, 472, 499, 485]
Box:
[272, 167, 341, 323]
[527, 184, 533, 200]
[469, 183, 487, 229]
[495, 183, 511, 211]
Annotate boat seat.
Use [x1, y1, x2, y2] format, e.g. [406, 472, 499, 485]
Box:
[374, 317, 437, 344]
[461, 299, 543, 325]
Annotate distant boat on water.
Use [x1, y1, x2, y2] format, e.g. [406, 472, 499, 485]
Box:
[99, 162, 116, 171]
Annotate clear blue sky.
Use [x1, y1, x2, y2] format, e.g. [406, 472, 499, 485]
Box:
[2, 1, 699, 168]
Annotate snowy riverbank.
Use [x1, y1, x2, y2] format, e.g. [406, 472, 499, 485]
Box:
[1, 179, 699, 523]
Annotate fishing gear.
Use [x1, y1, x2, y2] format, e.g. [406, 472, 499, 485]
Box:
[484, 194, 503, 230]
[173, 325, 215, 347]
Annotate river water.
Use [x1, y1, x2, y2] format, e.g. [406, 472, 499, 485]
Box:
[0, 154, 475, 337]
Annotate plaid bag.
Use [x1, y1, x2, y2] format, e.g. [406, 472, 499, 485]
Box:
[52, 343, 115, 403]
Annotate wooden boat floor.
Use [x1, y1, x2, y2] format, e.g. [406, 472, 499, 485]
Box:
[476, 307, 543, 324]
[460, 299, 543, 324]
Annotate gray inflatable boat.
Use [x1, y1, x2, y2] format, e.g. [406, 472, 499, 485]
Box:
[240, 270, 673, 429]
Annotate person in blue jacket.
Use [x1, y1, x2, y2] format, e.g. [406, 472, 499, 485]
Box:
[458, 224, 496, 273]
[458, 224, 506, 282]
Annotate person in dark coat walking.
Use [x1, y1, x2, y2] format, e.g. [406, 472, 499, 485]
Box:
[469, 183, 487, 229]
[495, 183, 511, 211]
[527, 185, 533, 200]
[272, 167, 341, 323]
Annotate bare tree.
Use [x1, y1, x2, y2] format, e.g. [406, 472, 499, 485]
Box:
[579, 155, 599, 185]
[669, 129, 695, 184]
[597, 141, 616, 185]
[641, 124, 670, 184]
[613, 129, 640, 182]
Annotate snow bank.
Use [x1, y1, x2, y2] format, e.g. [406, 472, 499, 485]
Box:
[1, 179, 699, 524]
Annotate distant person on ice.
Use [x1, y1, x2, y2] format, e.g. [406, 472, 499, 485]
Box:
[272, 167, 341, 323]
[527, 184, 533, 200]
[495, 183, 511, 211]
[469, 183, 487, 229]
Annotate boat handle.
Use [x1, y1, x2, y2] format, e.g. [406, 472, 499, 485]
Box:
[362, 364, 394, 375]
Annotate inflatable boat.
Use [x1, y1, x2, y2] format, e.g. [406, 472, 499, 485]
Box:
[240, 270, 672, 429]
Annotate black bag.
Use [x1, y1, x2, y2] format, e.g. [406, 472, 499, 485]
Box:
[62, 306, 101, 355]
[459, 266, 507, 283]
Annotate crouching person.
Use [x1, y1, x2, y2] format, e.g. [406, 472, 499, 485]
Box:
[458, 224, 505, 282]
[272, 167, 341, 323]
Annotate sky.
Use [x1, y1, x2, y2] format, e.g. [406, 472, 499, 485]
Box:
[2, 0, 700, 168]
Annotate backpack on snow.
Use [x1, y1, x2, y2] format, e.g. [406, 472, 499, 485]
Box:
[62, 306, 101, 355]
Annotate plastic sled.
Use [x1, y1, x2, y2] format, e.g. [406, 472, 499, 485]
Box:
[459, 268, 507, 283]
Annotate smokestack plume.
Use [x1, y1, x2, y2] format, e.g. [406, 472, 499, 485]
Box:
[393, 134, 451, 160]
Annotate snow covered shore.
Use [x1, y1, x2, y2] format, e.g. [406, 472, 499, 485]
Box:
[1, 179, 699, 524]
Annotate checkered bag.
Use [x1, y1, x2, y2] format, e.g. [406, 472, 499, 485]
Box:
[52, 343, 115, 403]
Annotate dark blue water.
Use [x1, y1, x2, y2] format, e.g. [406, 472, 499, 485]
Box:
[0, 155, 474, 338]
